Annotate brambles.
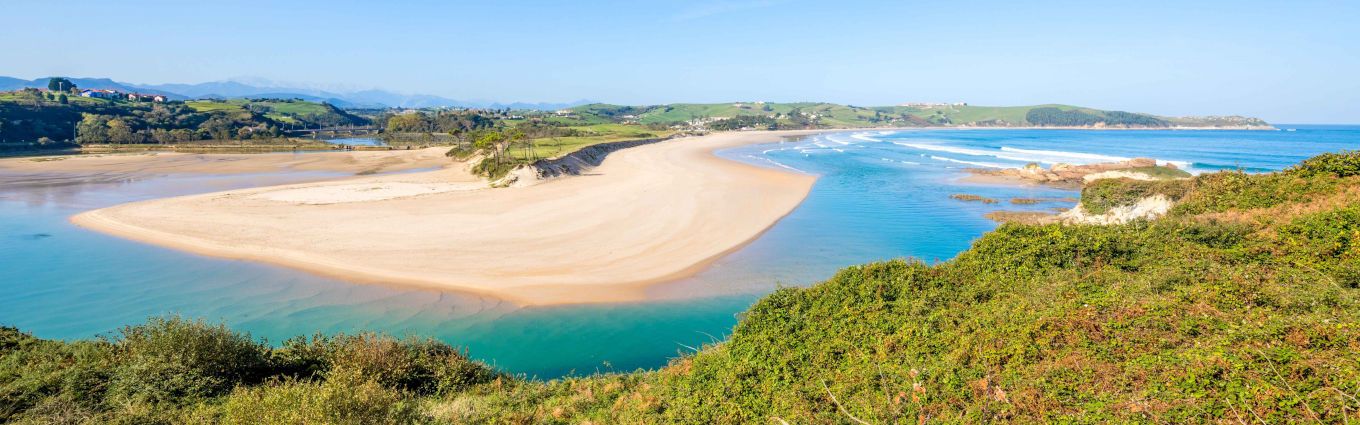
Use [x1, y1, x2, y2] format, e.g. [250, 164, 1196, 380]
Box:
[1288, 150, 1360, 178]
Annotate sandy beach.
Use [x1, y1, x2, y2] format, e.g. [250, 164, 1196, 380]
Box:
[69, 131, 818, 305]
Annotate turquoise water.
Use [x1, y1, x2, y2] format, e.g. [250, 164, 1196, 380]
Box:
[2, 126, 1357, 378]
[324, 137, 385, 146]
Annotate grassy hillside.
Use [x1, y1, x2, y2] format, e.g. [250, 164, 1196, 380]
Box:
[0, 90, 366, 146]
[185, 99, 361, 127]
[4, 151, 1356, 423]
[572, 102, 1271, 129]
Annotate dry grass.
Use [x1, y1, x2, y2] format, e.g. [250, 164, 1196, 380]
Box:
[984, 211, 1056, 224]
[1197, 183, 1360, 228]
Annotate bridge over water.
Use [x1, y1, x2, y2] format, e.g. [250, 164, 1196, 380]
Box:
[286, 126, 380, 138]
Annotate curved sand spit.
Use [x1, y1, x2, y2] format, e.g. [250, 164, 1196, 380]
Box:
[70, 131, 818, 305]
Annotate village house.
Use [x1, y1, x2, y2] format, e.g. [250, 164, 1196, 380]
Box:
[126, 93, 167, 102]
[80, 89, 121, 99]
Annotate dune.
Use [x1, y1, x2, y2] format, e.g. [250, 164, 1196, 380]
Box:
[70, 131, 819, 305]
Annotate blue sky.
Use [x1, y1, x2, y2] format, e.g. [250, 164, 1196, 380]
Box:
[3, 0, 1358, 122]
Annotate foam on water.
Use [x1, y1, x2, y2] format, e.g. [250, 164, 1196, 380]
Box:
[744, 154, 807, 173]
[893, 142, 1041, 164]
[998, 146, 1131, 164]
[850, 133, 883, 143]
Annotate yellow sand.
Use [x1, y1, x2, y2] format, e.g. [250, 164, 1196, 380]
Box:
[70, 131, 817, 305]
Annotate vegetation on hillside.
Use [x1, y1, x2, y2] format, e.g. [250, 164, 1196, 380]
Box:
[572, 102, 1268, 130]
[0, 79, 367, 149]
[2, 77, 1271, 160]
[1024, 106, 1171, 127]
[4, 151, 1357, 423]
[363, 107, 671, 179]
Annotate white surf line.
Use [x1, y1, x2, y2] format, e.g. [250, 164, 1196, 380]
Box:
[744, 154, 808, 174]
[998, 146, 1130, 163]
[850, 133, 883, 143]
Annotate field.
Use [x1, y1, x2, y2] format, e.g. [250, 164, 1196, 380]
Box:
[508, 123, 670, 160]
[185, 99, 343, 125]
[0, 91, 119, 107]
[906, 104, 1052, 125]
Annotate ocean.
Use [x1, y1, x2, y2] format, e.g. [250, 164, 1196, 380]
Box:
[2, 126, 1356, 378]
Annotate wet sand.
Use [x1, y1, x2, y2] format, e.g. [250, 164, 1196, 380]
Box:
[70, 131, 818, 305]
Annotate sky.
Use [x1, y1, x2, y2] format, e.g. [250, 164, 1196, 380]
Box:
[3, 0, 1358, 123]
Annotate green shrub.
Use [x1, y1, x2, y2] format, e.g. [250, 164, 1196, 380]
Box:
[0, 335, 113, 422]
[1173, 171, 1339, 215]
[1278, 205, 1360, 257]
[1287, 150, 1360, 178]
[273, 334, 500, 396]
[217, 368, 424, 425]
[0, 326, 37, 355]
[472, 157, 518, 180]
[109, 317, 269, 403]
[1125, 165, 1192, 179]
[1175, 219, 1253, 249]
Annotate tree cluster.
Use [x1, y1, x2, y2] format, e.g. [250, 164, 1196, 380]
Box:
[1025, 107, 1170, 127]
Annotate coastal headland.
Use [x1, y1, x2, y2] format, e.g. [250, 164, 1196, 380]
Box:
[67, 131, 820, 305]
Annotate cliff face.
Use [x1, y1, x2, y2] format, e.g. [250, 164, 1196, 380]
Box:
[1057, 194, 1175, 224]
[530, 137, 667, 179]
[970, 158, 1191, 187]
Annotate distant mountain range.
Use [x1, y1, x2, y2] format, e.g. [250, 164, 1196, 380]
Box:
[0, 76, 592, 110]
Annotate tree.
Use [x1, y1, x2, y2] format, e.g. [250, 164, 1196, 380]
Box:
[107, 118, 137, 144]
[76, 115, 110, 144]
[170, 129, 194, 142]
[47, 77, 75, 92]
[152, 129, 175, 144]
[58, 94, 68, 105]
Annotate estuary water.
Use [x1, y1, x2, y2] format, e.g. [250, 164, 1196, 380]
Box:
[2, 126, 1357, 378]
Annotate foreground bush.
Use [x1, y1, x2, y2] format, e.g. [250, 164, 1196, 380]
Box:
[0, 319, 499, 424]
[215, 369, 423, 425]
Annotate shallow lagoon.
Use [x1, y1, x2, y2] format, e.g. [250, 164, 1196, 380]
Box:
[2, 127, 1356, 378]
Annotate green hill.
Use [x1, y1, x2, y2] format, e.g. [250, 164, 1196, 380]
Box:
[4, 151, 1356, 423]
[0, 90, 366, 146]
[572, 102, 1271, 129]
[185, 99, 362, 127]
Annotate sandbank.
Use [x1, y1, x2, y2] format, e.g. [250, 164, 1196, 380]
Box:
[71, 131, 818, 305]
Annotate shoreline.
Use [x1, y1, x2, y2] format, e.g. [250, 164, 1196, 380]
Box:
[70, 131, 821, 306]
[0, 124, 1278, 160]
[0, 147, 456, 176]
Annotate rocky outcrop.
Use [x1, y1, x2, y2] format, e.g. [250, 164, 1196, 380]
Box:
[969, 158, 1179, 187]
[1057, 195, 1174, 225]
[985, 194, 1175, 226]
